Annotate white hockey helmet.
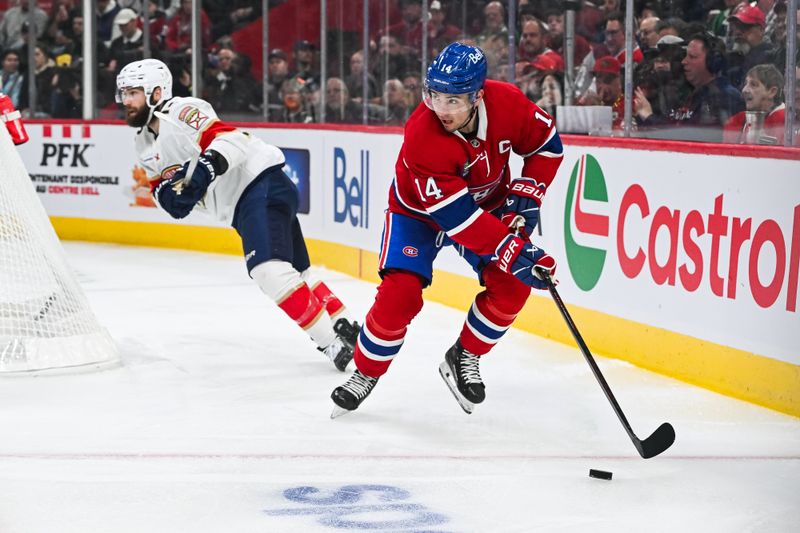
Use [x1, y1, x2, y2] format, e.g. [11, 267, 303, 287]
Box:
[115, 58, 173, 106]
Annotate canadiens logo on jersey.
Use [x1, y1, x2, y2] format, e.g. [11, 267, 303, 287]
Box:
[178, 105, 210, 130]
[468, 167, 505, 203]
[460, 150, 503, 203]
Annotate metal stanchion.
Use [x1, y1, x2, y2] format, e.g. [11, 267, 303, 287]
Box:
[191, 0, 202, 98]
[563, 1, 579, 106]
[623, 0, 634, 137]
[784, 0, 797, 146]
[262, 0, 270, 120]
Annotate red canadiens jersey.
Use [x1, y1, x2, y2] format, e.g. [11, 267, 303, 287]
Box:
[389, 79, 564, 257]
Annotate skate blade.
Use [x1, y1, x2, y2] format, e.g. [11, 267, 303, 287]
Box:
[438, 361, 474, 414]
[330, 405, 351, 419]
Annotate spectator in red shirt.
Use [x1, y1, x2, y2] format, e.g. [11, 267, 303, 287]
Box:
[518, 18, 547, 62]
[382, 0, 424, 55]
[165, 0, 210, 53]
[518, 18, 563, 70]
[723, 63, 785, 144]
[578, 55, 625, 130]
[545, 9, 592, 69]
[426, 1, 460, 58]
[575, 12, 642, 98]
[146, 0, 170, 50]
[793, 65, 800, 146]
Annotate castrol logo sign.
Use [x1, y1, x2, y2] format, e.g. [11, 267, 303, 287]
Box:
[564, 154, 799, 314]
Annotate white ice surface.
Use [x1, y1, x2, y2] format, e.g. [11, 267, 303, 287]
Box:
[0, 242, 797, 533]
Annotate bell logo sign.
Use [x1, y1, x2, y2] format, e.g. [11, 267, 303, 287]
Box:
[564, 154, 799, 312]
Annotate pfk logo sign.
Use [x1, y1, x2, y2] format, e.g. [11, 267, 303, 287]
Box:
[564, 154, 609, 291]
[39, 124, 94, 167]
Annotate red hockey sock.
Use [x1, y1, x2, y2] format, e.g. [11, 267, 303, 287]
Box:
[310, 280, 346, 319]
[459, 265, 530, 355]
[353, 270, 424, 377]
[277, 283, 325, 331]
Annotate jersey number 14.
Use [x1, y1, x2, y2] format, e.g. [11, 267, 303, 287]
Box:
[417, 177, 443, 200]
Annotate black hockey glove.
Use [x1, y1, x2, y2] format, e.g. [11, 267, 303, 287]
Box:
[500, 178, 545, 240]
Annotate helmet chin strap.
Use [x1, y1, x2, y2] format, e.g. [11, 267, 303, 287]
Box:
[145, 90, 167, 126]
[455, 103, 479, 134]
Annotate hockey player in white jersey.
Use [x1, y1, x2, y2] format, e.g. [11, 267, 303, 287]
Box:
[116, 58, 358, 371]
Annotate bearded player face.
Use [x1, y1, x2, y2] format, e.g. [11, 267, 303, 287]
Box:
[119, 87, 151, 128]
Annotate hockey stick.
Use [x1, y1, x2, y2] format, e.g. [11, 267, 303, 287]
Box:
[536, 269, 675, 459]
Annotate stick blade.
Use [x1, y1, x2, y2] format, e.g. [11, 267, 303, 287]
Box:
[637, 422, 676, 459]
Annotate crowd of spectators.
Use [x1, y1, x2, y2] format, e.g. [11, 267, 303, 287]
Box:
[0, 0, 797, 144]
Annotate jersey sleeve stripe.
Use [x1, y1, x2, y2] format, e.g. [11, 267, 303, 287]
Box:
[536, 149, 564, 158]
[426, 187, 468, 212]
[537, 131, 564, 156]
[424, 191, 482, 235]
[198, 120, 237, 152]
[392, 179, 428, 216]
[520, 127, 560, 158]
[443, 208, 482, 237]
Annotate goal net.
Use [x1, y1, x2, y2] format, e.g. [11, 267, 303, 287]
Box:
[0, 125, 118, 372]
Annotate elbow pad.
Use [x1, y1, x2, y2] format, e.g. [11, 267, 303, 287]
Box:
[204, 149, 229, 175]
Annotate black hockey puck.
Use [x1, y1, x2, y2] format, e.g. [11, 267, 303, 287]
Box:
[589, 469, 613, 480]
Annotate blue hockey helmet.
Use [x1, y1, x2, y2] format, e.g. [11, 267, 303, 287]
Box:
[424, 42, 487, 97]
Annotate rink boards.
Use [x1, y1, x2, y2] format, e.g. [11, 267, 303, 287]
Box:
[15, 121, 800, 416]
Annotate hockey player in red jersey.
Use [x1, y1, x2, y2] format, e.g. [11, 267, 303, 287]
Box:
[331, 42, 564, 416]
[116, 59, 359, 371]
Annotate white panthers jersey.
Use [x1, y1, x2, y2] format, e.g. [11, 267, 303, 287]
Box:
[135, 96, 285, 224]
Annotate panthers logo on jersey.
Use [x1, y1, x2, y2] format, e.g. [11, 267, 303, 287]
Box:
[178, 105, 210, 130]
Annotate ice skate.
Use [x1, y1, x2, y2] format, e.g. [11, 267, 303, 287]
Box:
[319, 319, 360, 371]
[320, 337, 353, 371]
[330, 369, 379, 418]
[333, 318, 360, 350]
[439, 340, 485, 414]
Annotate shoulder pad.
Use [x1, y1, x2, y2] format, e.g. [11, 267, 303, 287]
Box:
[167, 97, 218, 131]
